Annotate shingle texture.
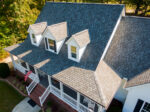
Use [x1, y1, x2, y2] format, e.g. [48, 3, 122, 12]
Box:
[66, 30, 90, 48]
[29, 22, 47, 35]
[53, 67, 103, 105]
[4, 2, 124, 107]
[47, 22, 67, 41]
[126, 69, 150, 88]
[104, 16, 150, 86]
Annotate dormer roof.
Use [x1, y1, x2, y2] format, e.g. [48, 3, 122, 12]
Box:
[28, 22, 47, 35]
[66, 29, 90, 48]
[46, 22, 67, 41]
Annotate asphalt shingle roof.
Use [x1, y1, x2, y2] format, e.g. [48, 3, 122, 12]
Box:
[104, 16, 150, 84]
[5, 2, 124, 107]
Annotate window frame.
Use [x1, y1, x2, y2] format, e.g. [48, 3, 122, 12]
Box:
[140, 101, 150, 112]
[45, 38, 57, 53]
[32, 34, 36, 44]
[71, 46, 77, 59]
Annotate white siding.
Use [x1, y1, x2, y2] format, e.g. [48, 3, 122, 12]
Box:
[79, 46, 86, 60]
[56, 39, 65, 53]
[114, 78, 128, 103]
[123, 83, 150, 112]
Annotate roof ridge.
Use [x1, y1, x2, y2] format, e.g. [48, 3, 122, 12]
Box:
[30, 22, 47, 26]
[48, 22, 66, 28]
[94, 72, 107, 107]
[46, 1, 125, 6]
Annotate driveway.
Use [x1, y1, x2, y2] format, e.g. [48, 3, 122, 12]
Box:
[12, 97, 41, 112]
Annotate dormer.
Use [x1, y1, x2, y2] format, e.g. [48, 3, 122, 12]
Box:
[43, 22, 67, 54]
[28, 22, 47, 46]
[66, 29, 90, 62]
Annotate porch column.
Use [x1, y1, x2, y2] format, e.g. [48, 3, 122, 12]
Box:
[77, 92, 80, 111]
[10, 54, 16, 70]
[60, 82, 63, 99]
[48, 76, 52, 88]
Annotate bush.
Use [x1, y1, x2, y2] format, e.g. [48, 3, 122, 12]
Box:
[0, 63, 10, 78]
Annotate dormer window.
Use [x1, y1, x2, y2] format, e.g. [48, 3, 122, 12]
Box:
[32, 34, 36, 43]
[66, 29, 90, 62]
[49, 39, 55, 51]
[71, 46, 77, 58]
[28, 22, 47, 46]
[43, 22, 67, 54]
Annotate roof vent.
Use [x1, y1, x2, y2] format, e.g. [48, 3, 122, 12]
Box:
[28, 22, 47, 46]
[66, 29, 90, 62]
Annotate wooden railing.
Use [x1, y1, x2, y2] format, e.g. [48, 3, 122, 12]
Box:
[39, 86, 51, 106]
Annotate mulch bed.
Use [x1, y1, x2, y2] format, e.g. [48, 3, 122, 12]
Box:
[6, 71, 29, 96]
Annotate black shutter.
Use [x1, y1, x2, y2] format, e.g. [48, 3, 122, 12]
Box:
[45, 38, 48, 49]
[134, 99, 144, 112]
[54, 41, 57, 52]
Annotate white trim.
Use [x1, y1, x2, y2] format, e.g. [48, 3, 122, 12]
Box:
[100, 8, 124, 61]
[60, 82, 63, 98]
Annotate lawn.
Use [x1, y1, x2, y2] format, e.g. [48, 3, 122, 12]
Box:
[0, 81, 25, 112]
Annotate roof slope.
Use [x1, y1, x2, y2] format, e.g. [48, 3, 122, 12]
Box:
[29, 22, 47, 35]
[5, 2, 124, 107]
[66, 30, 90, 48]
[53, 67, 104, 105]
[104, 16, 150, 82]
[47, 22, 67, 41]
[126, 69, 150, 88]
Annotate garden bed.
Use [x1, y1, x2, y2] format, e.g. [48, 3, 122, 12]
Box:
[6, 71, 29, 95]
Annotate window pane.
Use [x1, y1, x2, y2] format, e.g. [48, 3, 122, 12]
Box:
[143, 102, 150, 112]
[80, 94, 88, 107]
[48, 39, 55, 50]
[134, 99, 144, 112]
[20, 60, 27, 69]
[71, 53, 76, 58]
[29, 65, 35, 74]
[71, 46, 76, 53]
[51, 78, 60, 89]
[63, 85, 77, 100]
[32, 34, 36, 43]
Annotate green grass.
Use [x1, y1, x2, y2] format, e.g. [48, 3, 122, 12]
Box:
[0, 81, 25, 112]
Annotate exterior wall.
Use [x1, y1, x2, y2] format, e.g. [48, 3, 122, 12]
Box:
[123, 83, 150, 112]
[56, 39, 65, 53]
[29, 28, 43, 46]
[79, 46, 86, 60]
[114, 78, 128, 103]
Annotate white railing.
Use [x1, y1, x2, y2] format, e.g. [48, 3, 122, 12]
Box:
[26, 80, 37, 95]
[51, 85, 61, 98]
[39, 86, 51, 106]
[63, 93, 77, 110]
[15, 63, 26, 74]
[79, 103, 93, 112]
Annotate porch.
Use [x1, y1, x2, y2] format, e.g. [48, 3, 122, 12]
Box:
[10, 54, 104, 112]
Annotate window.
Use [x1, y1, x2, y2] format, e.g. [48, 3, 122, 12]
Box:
[32, 34, 36, 43]
[48, 39, 55, 50]
[20, 60, 27, 69]
[141, 102, 150, 112]
[29, 65, 35, 74]
[134, 99, 150, 112]
[51, 78, 60, 89]
[63, 84, 77, 100]
[71, 46, 77, 58]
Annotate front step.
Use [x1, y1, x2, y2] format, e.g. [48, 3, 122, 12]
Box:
[29, 84, 46, 106]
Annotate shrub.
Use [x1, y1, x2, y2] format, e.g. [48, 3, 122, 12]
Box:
[0, 63, 10, 78]
[46, 108, 51, 112]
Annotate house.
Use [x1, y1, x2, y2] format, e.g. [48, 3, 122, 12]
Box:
[4, 2, 150, 112]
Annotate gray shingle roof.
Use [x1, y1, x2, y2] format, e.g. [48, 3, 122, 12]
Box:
[104, 16, 150, 82]
[5, 2, 124, 107]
